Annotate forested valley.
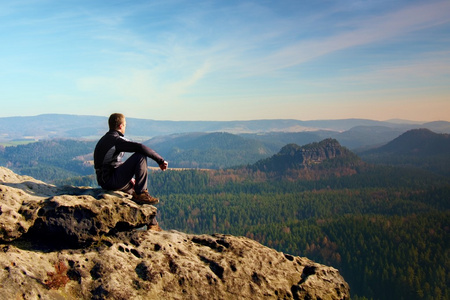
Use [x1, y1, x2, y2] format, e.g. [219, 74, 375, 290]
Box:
[0, 134, 448, 299]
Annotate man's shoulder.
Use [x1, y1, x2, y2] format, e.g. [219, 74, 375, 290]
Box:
[96, 131, 118, 146]
[101, 130, 121, 140]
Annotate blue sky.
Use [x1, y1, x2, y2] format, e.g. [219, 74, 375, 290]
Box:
[1, 0, 449, 121]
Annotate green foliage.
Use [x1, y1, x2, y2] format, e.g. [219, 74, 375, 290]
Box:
[359, 129, 450, 177]
[320, 213, 449, 300]
[0, 139, 96, 183]
[361, 153, 450, 177]
[150, 167, 449, 300]
[53, 175, 98, 187]
[146, 132, 273, 169]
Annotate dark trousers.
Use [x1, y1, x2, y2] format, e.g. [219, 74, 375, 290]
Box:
[102, 153, 148, 194]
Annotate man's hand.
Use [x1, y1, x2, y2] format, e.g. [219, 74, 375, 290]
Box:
[159, 161, 168, 171]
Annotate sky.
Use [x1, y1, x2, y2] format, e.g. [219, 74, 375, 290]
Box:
[1, 0, 449, 122]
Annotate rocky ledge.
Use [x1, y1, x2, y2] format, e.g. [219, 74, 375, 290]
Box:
[0, 167, 350, 299]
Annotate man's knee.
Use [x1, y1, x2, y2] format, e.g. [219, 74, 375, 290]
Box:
[130, 153, 147, 164]
[131, 153, 148, 173]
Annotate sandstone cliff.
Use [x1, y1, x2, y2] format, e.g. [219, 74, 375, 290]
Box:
[0, 167, 350, 299]
[252, 139, 361, 174]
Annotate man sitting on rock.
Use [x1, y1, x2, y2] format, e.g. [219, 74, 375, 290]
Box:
[94, 113, 168, 205]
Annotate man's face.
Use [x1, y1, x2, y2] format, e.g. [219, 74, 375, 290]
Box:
[119, 119, 126, 134]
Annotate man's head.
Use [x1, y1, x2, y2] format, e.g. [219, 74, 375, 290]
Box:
[108, 113, 126, 134]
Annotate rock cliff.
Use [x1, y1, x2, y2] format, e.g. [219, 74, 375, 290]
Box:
[0, 167, 350, 299]
[251, 139, 361, 177]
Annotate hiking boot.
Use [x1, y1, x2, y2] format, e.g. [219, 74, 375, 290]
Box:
[132, 190, 159, 205]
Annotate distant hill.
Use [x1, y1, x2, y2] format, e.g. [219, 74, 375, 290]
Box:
[332, 126, 407, 150]
[0, 114, 106, 141]
[359, 129, 450, 176]
[242, 126, 410, 151]
[239, 131, 333, 153]
[145, 132, 273, 169]
[250, 139, 362, 177]
[363, 128, 450, 155]
[0, 139, 96, 184]
[2, 127, 449, 182]
[1, 114, 449, 150]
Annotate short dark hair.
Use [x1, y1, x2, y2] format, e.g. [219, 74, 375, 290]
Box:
[108, 113, 125, 130]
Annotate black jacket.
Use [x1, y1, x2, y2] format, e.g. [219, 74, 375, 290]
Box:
[94, 130, 164, 186]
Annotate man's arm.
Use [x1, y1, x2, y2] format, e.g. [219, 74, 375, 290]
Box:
[116, 139, 165, 166]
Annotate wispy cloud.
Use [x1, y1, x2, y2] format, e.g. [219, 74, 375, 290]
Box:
[239, 1, 450, 76]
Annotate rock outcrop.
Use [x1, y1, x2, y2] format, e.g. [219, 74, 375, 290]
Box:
[0, 167, 350, 299]
[252, 139, 361, 174]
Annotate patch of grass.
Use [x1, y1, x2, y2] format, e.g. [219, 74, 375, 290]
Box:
[0, 140, 38, 147]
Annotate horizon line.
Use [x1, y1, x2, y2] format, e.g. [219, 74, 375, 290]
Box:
[0, 113, 445, 124]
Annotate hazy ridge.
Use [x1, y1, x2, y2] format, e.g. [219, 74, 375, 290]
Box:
[1, 114, 449, 145]
[1, 126, 449, 182]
